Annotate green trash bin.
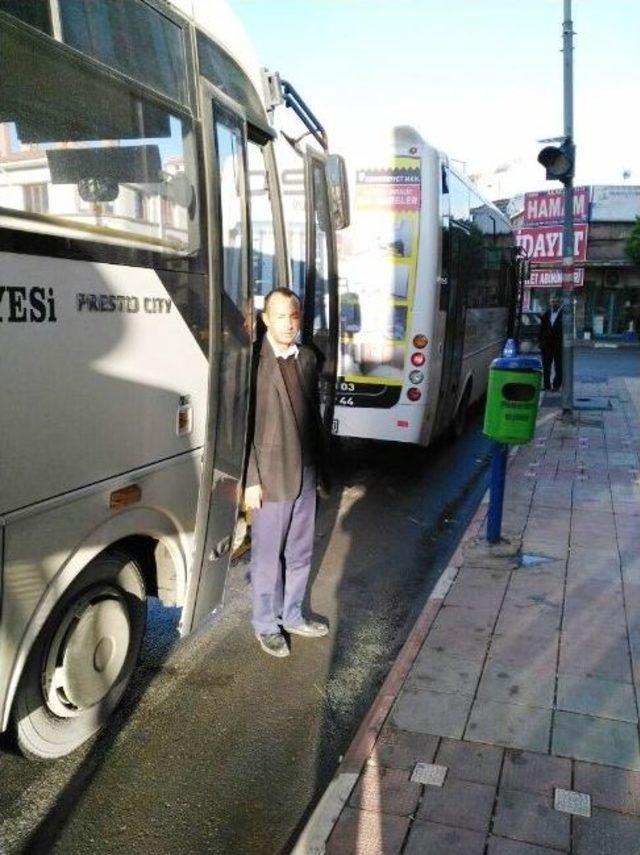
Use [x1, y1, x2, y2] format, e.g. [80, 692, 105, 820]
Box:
[483, 355, 542, 444]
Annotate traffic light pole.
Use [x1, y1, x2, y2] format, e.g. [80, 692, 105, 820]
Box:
[561, 0, 574, 415]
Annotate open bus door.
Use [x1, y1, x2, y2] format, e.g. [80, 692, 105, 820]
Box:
[181, 84, 254, 635]
[303, 150, 340, 435]
[434, 221, 469, 435]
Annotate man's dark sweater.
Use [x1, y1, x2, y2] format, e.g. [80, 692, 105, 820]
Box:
[277, 355, 317, 466]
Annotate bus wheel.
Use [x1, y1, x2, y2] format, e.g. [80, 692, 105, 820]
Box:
[451, 383, 472, 439]
[13, 551, 146, 760]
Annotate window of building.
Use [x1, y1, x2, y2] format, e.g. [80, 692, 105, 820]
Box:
[23, 182, 48, 214]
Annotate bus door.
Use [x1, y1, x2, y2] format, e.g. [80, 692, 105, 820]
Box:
[182, 85, 253, 634]
[303, 150, 339, 433]
[435, 221, 468, 433]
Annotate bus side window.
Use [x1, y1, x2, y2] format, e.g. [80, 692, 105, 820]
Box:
[0, 20, 199, 257]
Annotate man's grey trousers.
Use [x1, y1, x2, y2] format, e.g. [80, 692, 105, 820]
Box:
[250, 465, 317, 635]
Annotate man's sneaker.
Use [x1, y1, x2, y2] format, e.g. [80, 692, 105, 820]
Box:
[256, 632, 289, 658]
[283, 619, 329, 638]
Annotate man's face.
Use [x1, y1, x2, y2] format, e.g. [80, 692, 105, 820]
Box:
[551, 298, 561, 311]
[263, 294, 301, 348]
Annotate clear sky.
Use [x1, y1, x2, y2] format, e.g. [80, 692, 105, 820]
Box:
[229, 0, 640, 199]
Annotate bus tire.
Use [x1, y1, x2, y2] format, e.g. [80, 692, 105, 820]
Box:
[12, 550, 146, 761]
[451, 383, 472, 439]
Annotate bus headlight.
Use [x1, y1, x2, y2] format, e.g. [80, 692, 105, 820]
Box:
[407, 387, 422, 402]
[409, 370, 424, 385]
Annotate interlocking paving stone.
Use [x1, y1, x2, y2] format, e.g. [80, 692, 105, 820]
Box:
[423, 625, 490, 662]
[568, 547, 621, 581]
[500, 749, 571, 795]
[554, 788, 591, 817]
[521, 537, 568, 561]
[573, 808, 640, 854]
[390, 687, 473, 739]
[489, 632, 559, 670]
[493, 789, 570, 850]
[404, 821, 485, 855]
[487, 837, 564, 854]
[574, 761, 640, 815]
[410, 762, 447, 786]
[416, 776, 495, 832]
[556, 673, 638, 722]
[476, 661, 556, 709]
[435, 738, 503, 785]
[369, 726, 438, 770]
[563, 576, 624, 605]
[326, 807, 410, 855]
[405, 648, 483, 696]
[495, 604, 562, 636]
[552, 710, 640, 770]
[558, 639, 633, 683]
[465, 699, 552, 753]
[348, 766, 421, 816]
[432, 604, 499, 634]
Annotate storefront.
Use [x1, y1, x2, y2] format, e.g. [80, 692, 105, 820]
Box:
[515, 186, 640, 340]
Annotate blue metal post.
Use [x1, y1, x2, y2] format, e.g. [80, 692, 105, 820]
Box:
[487, 442, 509, 543]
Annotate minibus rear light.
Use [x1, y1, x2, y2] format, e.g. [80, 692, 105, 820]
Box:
[413, 334, 428, 349]
[411, 352, 426, 367]
[407, 387, 422, 402]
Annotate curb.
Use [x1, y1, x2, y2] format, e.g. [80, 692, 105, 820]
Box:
[291, 495, 490, 854]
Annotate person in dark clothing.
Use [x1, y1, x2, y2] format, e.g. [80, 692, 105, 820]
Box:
[244, 288, 329, 658]
[539, 295, 564, 391]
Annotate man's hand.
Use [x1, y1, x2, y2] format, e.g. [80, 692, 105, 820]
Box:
[244, 484, 263, 510]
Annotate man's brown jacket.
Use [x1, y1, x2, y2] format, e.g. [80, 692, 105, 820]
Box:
[245, 336, 327, 502]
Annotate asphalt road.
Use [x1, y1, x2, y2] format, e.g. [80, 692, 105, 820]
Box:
[0, 348, 635, 855]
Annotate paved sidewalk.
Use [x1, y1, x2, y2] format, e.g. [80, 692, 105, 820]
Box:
[296, 375, 640, 854]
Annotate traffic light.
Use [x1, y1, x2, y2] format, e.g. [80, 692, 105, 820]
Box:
[537, 139, 575, 184]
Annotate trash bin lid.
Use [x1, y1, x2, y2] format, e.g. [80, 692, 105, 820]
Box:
[491, 356, 542, 372]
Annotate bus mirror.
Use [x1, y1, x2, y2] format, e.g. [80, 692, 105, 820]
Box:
[77, 177, 119, 203]
[326, 154, 350, 230]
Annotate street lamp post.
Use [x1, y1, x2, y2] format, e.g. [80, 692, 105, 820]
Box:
[561, 0, 575, 416]
[537, 0, 576, 416]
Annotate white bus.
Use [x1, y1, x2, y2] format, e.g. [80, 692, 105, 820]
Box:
[334, 126, 517, 446]
[0, 0, 347, 758]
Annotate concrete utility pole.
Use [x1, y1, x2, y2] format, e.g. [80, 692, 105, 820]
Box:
[561, 0, 575, 415]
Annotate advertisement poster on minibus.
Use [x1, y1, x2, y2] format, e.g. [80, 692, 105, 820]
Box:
[339, 157, 421, 385]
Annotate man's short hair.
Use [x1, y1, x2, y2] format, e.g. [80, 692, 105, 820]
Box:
[264, 287, 300, 312]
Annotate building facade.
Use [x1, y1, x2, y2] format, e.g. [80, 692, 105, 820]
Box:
[510, 185, 640, 339]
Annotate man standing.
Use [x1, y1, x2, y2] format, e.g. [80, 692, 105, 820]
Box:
[244, 288, 329, 657]
[539, 294, 563, 391]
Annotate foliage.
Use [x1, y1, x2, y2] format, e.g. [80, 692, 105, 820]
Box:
[625, 217, 640, 265]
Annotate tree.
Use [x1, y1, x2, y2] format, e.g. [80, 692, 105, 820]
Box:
[625, 217, 640, 265]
